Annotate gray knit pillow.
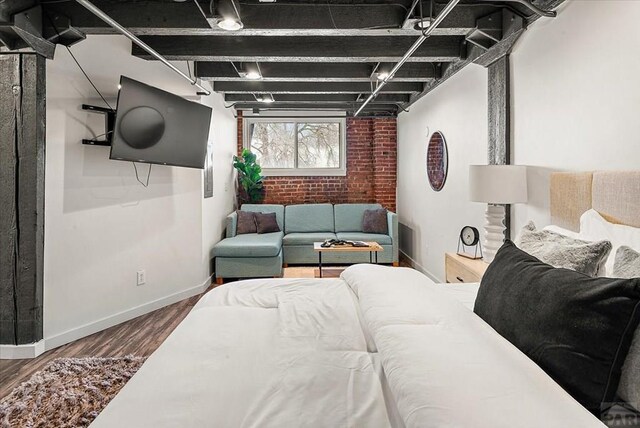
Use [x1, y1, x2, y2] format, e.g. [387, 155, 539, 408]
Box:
[613, 246, 640, 278]
[515, 221, 612, 277]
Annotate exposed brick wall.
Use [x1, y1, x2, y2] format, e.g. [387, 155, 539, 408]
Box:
[237, 116, 397, 212]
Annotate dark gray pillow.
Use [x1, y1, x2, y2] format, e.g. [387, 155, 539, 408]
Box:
[613, 246, 640, 411]
[236, 210, 256, 235]
[255, 212, 281, 234]
[475, 241, 640, 415]
[516, 221, 611, 277]
[362, 209, 388, 234]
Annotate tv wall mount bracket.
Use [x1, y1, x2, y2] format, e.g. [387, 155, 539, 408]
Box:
[81, 104, 115, 146]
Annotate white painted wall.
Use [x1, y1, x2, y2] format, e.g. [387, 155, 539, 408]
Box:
[397, 1, 640, 281]
[397, 65, 488, 281]
[44, 35, 236, 347]
[200, 91, 237, 277]
[511, 0, 640, 229]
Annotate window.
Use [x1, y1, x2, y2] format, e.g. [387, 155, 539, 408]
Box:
[244, 118, 346, 176]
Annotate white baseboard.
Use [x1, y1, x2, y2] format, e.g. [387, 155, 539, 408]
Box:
[400, 250, 442, 283]
[0, 275, 213, 360]
[0, 340, 45, 360]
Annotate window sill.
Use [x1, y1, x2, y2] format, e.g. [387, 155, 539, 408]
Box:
[262, 168, 346, 177]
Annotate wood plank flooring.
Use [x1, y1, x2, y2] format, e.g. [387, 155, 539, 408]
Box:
[0, 290, 207, 400]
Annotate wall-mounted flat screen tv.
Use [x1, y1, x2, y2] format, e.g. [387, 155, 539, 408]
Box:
[110, 76, 212, 169]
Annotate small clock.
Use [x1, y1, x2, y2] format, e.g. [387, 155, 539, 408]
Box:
[457, 226, 482, 259]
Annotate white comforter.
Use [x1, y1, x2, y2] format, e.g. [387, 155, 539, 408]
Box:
[91, 265, 604, 428]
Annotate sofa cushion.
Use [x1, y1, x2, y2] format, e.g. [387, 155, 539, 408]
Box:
[362, 209, 388, 234]
[213, 232, 283, 258]
[241, 204, 285, 231]
[334, 203, 383, 232]
[285, 204, 334, 234]
[336, 232, 392, 245]
[255, 212, 281, 234]
[283, 232, 337, 246]
[236, 210, 257, 235]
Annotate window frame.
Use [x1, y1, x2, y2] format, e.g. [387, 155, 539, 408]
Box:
[243, 117, 347, 177]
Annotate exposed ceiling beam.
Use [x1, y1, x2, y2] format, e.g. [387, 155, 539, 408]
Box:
[233, 103, 399, 112]
[196, 62, 439, 82]
[41, 1, 498, 37]
[213, 81, 423, 94]
[225, 93, 410, 103]
[133, 35, 464, 63]
[402, 0, 565, 110]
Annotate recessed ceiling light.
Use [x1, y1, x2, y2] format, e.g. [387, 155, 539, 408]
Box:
[217, 17, 243, 31]
[256, 93, 275, 103]
[245, 70, 262, 80]
[211, 0, 244, 31]
[415, 18, 432, 30]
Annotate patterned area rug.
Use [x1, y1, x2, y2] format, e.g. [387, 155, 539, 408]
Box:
[0, 356, 145, 428]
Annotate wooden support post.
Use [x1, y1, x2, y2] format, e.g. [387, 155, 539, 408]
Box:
[0, 54, 46, 345]
[487, 54, 512, 239]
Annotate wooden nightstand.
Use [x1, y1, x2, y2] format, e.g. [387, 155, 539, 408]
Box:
[445, 253, 489, 283]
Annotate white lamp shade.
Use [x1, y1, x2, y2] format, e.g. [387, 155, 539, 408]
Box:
[469, 165, 528, 204]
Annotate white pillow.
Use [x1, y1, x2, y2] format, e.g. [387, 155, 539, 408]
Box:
[542, 225, 582, 240]
[580, 209, 640, 276]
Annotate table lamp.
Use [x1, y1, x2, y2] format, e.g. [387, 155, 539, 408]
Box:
[469, 165, 528, 263]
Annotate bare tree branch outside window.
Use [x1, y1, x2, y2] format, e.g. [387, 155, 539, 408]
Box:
[248, 120, 342, 171]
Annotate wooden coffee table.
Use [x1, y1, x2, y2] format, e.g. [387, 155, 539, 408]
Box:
[313, 242, 384, 278]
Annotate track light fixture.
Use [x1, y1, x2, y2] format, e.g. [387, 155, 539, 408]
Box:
[255, 93, 275, 103]
[375, 71, 389, 81]
[414, 18, 432, 30]
[209, 0, 243, 31]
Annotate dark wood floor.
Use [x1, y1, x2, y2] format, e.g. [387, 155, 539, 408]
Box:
[0, 289, 209, 400]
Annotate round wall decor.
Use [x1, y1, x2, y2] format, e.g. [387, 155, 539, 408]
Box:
[426, 131, 448, 191]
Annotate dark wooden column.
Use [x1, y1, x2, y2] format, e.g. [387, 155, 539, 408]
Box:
[487, 54, 512, 239]
[0, 54, 46, 345]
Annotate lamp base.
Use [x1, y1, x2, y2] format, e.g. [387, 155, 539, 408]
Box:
[482, 204, 506, 263]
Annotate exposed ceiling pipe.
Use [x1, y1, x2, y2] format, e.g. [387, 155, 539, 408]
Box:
[74, 0, 212, 95]
[354, 0, 460, 117]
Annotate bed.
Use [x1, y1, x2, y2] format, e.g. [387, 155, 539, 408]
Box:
[90, 171, 640, 428]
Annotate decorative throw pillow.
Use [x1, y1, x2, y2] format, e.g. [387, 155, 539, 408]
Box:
[236, 210, 257, 235]
[516, 221, 611, 277]
[613, 246, 640, 411]
[254, 212, 281, 234]
[614, 246, 640, 278]
[474, 241, 640, 415]
[362, 209, 388, 234]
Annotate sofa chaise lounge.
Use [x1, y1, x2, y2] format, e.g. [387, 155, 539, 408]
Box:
[213, 203, 398, 283]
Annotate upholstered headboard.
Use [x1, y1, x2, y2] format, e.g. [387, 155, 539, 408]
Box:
[550, 171, 640, 232]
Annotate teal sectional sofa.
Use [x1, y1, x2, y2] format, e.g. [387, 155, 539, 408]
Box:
[213, 203, 398, 283]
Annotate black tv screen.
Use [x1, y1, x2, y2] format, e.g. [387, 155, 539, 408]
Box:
[110, 76, 212, 169]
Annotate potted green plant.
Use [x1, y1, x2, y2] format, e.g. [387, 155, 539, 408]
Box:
[233, 148, 265, 205]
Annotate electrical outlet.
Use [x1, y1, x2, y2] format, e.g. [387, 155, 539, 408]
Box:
[137, 270, 146, 286]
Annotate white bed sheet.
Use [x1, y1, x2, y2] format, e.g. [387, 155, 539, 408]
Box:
[91, 278, 402, 428]
[91, 267, 605, 428]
